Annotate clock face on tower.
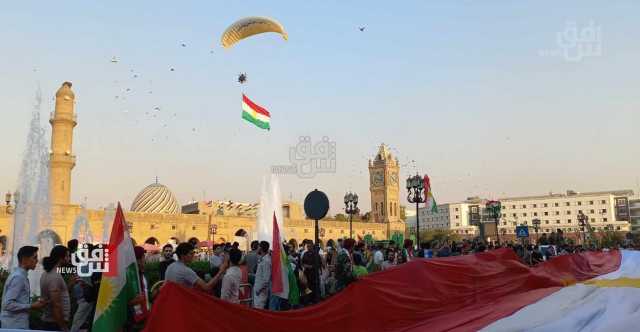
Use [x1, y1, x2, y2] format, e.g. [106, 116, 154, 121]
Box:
[372, 170, 384, 186]
[389, 171, 398, 185]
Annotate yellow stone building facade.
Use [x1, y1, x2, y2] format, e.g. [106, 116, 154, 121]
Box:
[0, 82, 405, 250]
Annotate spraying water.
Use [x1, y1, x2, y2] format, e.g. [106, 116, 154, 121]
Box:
[256, 174, 285, 244]
[5, 87, 53, 295]
[102, 203, 116, 243]
[71, 205, 93, 244]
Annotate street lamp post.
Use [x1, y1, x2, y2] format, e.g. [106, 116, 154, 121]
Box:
[577, 211, 587, 245]
[532, 218, 541, 243]
[486, 200, 502, 245]
[344, 192, 359, 239]
[406, 174, 425, 247]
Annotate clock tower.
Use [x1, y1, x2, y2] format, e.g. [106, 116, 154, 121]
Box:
[368, 144, 400, 224]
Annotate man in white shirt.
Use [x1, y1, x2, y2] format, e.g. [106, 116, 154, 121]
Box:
[252, 241, 271, 309]
[221, 248, 243, 304]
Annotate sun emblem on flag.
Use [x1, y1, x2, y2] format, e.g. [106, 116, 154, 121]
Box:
[96, 278, 116, 313]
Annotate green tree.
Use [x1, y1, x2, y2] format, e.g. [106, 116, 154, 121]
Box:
[419, 229, 461, 244]
[334, 213, 347, 221]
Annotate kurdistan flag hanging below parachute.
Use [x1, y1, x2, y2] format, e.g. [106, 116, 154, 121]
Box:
[92, 203, 141, 332]
[242, 94, 271, 130]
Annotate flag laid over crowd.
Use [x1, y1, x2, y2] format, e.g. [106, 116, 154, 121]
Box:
[93, 203, 141, 332]
[144, 248, 634, 332]
[481, 249, 640, 331]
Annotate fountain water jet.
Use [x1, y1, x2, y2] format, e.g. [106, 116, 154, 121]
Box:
[71, 206, 93, 244]
[5, 87, 54, 295]
[256, 175, 285, 243]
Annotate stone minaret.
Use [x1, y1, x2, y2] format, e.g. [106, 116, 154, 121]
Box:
[49, 82, 77, 206]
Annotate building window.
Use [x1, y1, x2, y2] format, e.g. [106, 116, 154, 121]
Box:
[304, 229, 308, 233]
[591, 218, 596, 222]
[455, 215, 459, 219]
[544, 203, 548, 207]
[566, 211, 571, 215]
[502, 213, 506, 217]
[171, 225, 176, 230]
[556, 220, 560, 224]
[341, 229, 344, 234]
[523, 213, 527, 217]
[565, 202, 570, 206]
[617, 226, 621, 231]
[533, 204, 537, 208]
[590, 209, 595, 214]
[375, 203, 378, 212]
[578, 201, 582, 206]
[555, 211, 560, 215]
[455, 208, 459, 212]
[601, 209, 607, 213]
[329, 229, 333, 234]
[545, 220, 549, 224]
[567, 219, 572, 223]
[192, 226, 196, 231]
[544, 212, 549, 216]
[554, 203, 559, 207]
[512, 205, 516, 209]
[589, 201, 594, 205]
[456, 223, 460, 227]
[601, 200, 606, 204]
[503, 222, 507, 226]
[512, 213, 517, 217]
[522, 204, 526, 208]
[603, 218, 607, 222]
[381, 203, 384, 216]
[372, 231, 376, 235]
[534, 212, 538, 216]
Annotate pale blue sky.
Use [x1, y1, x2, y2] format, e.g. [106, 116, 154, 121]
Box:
[1, 1, 639, 214]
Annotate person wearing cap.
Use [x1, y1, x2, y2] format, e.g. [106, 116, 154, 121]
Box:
[166, 243, 228, 292]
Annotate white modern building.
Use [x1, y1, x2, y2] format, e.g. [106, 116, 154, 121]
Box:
[411, 190, 635, 238]
[630, 198, 640, 233]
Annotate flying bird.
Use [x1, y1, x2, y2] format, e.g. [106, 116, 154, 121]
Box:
[181, 43, 187, 47]
[170, 68, 175, 72]
[359, 26, 365, 31]
[111, 57, 118, 63]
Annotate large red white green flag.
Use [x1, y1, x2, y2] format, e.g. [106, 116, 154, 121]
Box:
[144, 248, 640, 331]
[92, 203, 140, 332]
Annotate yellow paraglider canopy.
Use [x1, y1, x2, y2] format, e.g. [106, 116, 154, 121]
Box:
[221, 16, 288, 49]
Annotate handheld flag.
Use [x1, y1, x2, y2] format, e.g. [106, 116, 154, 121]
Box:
[423, 175, 438, 213]
[92, 203, 141, 332]
[271, 212, 299, 304]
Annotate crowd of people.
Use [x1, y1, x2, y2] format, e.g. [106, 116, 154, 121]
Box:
[1, 233, 638, 331]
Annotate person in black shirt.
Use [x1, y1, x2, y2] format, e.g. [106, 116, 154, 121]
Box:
[158, 244, 175, 280]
